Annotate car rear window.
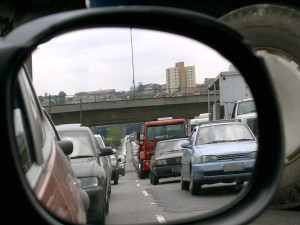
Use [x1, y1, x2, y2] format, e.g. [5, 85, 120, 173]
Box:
[196, 124, 255, 145]
[59, 131, 95, 158]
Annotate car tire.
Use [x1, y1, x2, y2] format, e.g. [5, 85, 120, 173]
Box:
[181, 176, 189, 190]
[150, 171, 153, 184]
[190, 169, 201, 195]
[153, 174, 159, 185]
[220, 4, 300, 209]
[105, 197, 109, 215]
[89, 200, 106, 225]
[139, 160, 146, 179]
[114, 177, 118, 185]
[101, 200, 106, 225]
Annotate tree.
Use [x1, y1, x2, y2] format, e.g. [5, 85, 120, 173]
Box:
[57, 91, 66, 105]
[105, 127, 121, 149]
[137, 82, 145, 94]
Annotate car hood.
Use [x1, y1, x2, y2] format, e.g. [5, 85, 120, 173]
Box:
[155, 152, 183, 160]
[70, 157, 96, 177]
[195, 141, 257, 155]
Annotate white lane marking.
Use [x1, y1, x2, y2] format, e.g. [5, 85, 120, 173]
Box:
[155, 215, 166, 224]
[137, 184, 140, 187]
[142, 190, 148, 196]
[150, 202, 156, 205]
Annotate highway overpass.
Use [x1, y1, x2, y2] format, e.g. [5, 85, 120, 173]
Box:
[44, 94, 218, 126]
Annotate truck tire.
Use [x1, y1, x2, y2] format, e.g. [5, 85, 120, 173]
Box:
[139, 160, 146, 179]
[220, 4, 300, 209]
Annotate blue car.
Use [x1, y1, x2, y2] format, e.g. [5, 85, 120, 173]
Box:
[181, 120, 258, 195]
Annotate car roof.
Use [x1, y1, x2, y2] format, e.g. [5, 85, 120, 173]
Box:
[197, 119, 243, 127]
[55, 123, 90, 132]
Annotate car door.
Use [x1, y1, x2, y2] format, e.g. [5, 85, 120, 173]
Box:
[181, 128, 197, 181]
[13, 66, 86, 223]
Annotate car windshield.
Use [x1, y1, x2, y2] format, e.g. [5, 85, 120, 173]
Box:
[195, 123, 255, 145]
[59, 130, 95, 158]
[146, 123, 185, 140]
[155, 139, 185, 156]
[237, 100, 256, 115]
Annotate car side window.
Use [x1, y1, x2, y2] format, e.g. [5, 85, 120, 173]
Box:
[13, 108, 33, 173]
[43, 109, 60, 141]
[190, 128, 197, 144]
[13, 66, 48, 189]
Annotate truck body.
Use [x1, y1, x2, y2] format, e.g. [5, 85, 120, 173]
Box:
[137, 118, 188, 179]
[208, 67, 258, 137]
[189, 113, 209, 133]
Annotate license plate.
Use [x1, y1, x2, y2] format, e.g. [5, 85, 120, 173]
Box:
[224, 163, 244, 172]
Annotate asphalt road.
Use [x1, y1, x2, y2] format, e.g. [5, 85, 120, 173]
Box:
[106, 139, 300, 225]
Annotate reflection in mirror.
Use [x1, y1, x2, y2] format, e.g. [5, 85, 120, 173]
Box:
[21, 28, 259, 224]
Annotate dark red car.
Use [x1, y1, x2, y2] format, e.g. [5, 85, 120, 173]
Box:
[13, 66, 88, 223]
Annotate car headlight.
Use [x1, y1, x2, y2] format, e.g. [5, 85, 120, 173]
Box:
[248, 151, 257, 159]
[78, 177, 98, 189]
[154, 159, 167, 166]
[199, 155, 218, 163]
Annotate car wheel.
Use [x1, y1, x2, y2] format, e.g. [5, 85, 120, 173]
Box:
[181, 176, 189, 190]
[139, 160, 146, 179]
[153, 174, 159, 185]
[89, 199, 106, 225]
[190, 169, 201, 195]
[114, 177, 118, 185]
[101, 200, 106, 225]
[220, 4, 300, 209]
[150, 171, 153, 184]
[105, 197, 109, 215]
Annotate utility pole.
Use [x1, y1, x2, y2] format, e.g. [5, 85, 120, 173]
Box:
[130, 28, 136, 98]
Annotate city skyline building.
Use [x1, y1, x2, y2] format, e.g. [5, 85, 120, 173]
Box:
[166, 62, 196, 94]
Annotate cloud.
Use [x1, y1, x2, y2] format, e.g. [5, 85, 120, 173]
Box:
[32, 28, 231, 96]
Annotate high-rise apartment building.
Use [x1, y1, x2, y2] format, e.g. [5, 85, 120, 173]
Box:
[166, 62, 196, 93]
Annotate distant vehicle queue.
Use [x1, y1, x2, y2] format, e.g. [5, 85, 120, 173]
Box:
[39, 113, 257, 225]
[129, 116, 258, 196]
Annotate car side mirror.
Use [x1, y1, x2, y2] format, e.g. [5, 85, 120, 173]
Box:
[181, 140, 192, 149]
[99, 147, 113, 156]
[57, 140, 73, 156]
[2, 5, 283, 225]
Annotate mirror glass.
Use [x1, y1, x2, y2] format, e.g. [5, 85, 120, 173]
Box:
[21, 28, 259, 224]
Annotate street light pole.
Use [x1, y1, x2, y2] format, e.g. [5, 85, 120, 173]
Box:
[130, 27, 136, 98]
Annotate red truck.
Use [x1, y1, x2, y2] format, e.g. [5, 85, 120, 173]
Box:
[137, 118, 189, 179]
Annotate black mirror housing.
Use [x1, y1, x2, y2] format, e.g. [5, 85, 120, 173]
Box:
[57, 140, 73, 156]
[99, 147, 114, 156]
[1, 5, 283, 225]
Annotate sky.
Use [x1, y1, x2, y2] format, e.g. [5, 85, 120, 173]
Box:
[32, 28, 232, 96]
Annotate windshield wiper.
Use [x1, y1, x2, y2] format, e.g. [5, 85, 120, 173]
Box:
[70, 155, 94, 159]
[206, 140, 228, 144]
[235, 138, 254, 141]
